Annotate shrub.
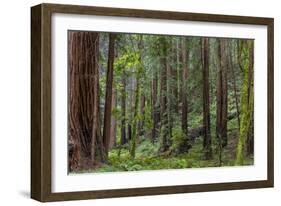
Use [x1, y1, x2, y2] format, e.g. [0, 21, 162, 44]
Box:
[171, 125, 190, 154]
[135, 139, 158, 158]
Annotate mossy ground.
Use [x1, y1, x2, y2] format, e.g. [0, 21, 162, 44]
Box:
[72, 133, 253, 174]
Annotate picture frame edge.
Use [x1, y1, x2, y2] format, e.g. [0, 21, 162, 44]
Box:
[31, 3, 274, 202]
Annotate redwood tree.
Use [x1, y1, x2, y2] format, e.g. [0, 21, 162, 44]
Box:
[235, 40, 254, 165]
[202, 38, 212, 160]
[159, 37, 170, 152]
[151, 69, 159, 142]
[109, 87, 117, 149]
[68, 31, 105, 171]
[216, 39, 228, 149]
[103, 33, 116, 157]
[130, 36, 143, 158]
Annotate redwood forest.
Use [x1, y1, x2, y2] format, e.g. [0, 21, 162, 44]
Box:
[68, 31, 254, 173]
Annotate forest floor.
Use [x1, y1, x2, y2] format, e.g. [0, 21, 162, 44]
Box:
[72, 131, 254, 174]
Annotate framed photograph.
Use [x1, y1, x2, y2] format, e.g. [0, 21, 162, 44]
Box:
[31, 3, 274, 202]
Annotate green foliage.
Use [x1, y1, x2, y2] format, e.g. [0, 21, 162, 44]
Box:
[73, 132, 253, 174]
[71, 33, 255, 173]
[135, 139, 159, 158]
[114, 52, 140, 74]
[143, 105, 153, 131]
[171, 124, 187, 153]
[112, 107, 121, 120]
[188, 112, 203, 129]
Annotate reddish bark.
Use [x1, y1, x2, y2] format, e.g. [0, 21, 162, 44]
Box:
[68, 31, 105, 171]
[103, 33, 116, 156]
[216, 39, 228, 148]
[202, 38, 212, 159]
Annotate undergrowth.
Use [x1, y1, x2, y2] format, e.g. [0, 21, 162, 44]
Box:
[75, 135, 253, 174]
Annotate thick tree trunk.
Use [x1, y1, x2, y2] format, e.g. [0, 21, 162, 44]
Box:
[181, 38, 189, 138]
[103, 33, 116, 156]
[236, 40, 254, 165]
[68, 31, 105, 171]
[202, 38, 212, 160]
[246, 41, 254, 156]
[216, 39, 228, 148]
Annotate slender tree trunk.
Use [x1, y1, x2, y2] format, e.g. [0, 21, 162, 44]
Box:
[216, 39, 228, 148]
[127, 69, 135, 143]
[229, 41, 240, 131]
[127, 124, 132, 141]
[159, 38, 169, 152]
[151, 70, 159, 142]
[121, 74, 127, 145]
[166, 47, 173, 147]
[171, 38, 179, 113]
[103, 33, 116, 156]
[216, 42, 223, 165]
[92, 87, 106, 164]
[177, 38, 183, 107]
[109, 87, 117, 149]
[176, 38, 182, 110]
[181, 38, 189, 138]
[130, 36, 143, 158]
[130, 77, 140, 158]
[138, 94, 146, 136]
[202, 38, 212, 160]
[221, 40, 228, 148]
